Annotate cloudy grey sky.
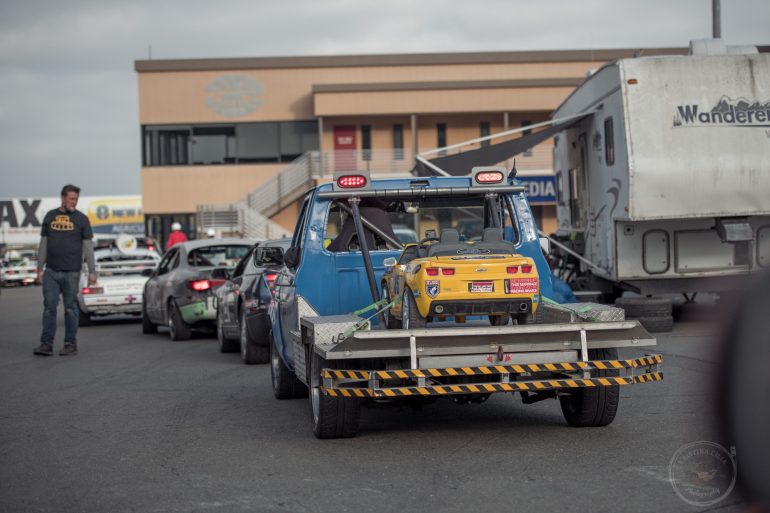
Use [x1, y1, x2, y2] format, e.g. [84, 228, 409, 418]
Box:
[0, 0, 767, 198]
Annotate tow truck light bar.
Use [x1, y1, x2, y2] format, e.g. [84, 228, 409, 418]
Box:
[475, 171, 504, 184]
[337, 175, 368, 188]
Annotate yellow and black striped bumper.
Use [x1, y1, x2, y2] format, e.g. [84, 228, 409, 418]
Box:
[320, 354, 662, 398]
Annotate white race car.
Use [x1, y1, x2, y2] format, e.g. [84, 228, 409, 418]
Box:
[77, 235, 161, 326]
[1, 250, 38, 287]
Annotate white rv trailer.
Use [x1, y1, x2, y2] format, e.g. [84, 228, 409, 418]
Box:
[551, 49, 770, 296]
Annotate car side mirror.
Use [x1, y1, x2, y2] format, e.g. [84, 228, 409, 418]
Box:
[383, 257, 397, 267]
[284, 246, 299, 268]
[141, 268, 154, 277]
[539, 236, 551, 255]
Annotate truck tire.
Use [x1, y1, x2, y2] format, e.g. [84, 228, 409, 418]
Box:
[489, 315, 509, 326]
[78, 306, 93, 327]
[382, 285, 402, 329]
[559, 348, 620, 427]
[638, 315, 674, 333]
[615, 297, 672, 318]
[241, 309, 268, 364]
[310, 352, 360, 439]
[168, 300, 191, 341]
[270, 337, 307, 399]
[216, 311, 239, 353]
[142, 301, 157, 334]
[402, 288, 426, 329]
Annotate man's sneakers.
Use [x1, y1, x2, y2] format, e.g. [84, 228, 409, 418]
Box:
[59, 345, 78, 356]
[33, 343, 54, 356]
[33, 344, 77, 356]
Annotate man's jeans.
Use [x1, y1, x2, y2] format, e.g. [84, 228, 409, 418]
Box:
[40, 269, 81, 346]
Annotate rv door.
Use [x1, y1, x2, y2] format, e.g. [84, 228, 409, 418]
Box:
[568, 133, 589, 230]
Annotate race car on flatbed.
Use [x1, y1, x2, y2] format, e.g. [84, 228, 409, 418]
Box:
[267, 167, 662, 438]
[381, 229, 540, 329]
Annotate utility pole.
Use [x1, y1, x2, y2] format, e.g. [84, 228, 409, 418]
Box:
[712, 0, 721, 38]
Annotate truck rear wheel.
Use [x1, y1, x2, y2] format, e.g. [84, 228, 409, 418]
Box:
[241, 310, 268, 364]
[489, 315, 509, 326]
[310, 352, 360, 439]
[270, 336, 307, 399]
[559, 348, 620, 427]
[402, 288, 426, 329]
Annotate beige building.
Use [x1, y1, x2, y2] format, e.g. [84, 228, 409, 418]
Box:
[135, 47, 687, 245]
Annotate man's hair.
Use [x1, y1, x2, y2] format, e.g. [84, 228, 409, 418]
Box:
[61, 184, 80, 196]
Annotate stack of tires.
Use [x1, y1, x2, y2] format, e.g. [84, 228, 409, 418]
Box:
[614, 297, 673, 333]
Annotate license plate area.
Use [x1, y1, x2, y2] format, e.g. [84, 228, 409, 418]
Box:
[468, 281, 494, 293]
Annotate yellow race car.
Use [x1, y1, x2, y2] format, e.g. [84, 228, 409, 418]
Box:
[381, 228, 539, 329]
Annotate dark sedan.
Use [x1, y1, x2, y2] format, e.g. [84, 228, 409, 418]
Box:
[215, 238, 290, 363]
[142, 238, 255, 340]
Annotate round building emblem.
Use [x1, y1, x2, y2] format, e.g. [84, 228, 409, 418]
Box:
[669, 441, 737, 507]
[206, 74, 262, 118]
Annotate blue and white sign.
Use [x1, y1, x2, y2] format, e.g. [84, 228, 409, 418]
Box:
[518, 176, 557, 204]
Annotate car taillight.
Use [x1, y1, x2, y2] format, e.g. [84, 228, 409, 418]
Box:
[337, 175, 367, 188]
[265, 272, 278, 285]
[425, 268, 439, 276]
[147, 245, 155, 252]
[188, 279, 211, 292]
[81, 287, 104, 295]
[475, 171, 504, 184]
[441, 268, 455, 276]
[521, 264, 533, 273]
[507, 266, 519, 274]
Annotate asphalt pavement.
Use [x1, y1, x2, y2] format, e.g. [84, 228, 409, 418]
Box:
[0, 286, 746, 513]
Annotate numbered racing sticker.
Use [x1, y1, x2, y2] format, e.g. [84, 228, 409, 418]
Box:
[426, 280, 440, 298]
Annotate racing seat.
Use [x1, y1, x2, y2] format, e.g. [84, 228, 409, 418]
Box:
[477, 227, 516, 254]
[427, 228, 468, 257]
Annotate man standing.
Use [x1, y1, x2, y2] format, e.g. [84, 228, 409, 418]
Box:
[33, 185, 97, 356]
[165, 222, 188, 251]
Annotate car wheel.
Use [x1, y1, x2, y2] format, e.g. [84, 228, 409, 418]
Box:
[78, 306, 93, 327]
[559, 348, 620, 427]
[217, 310, 239, 353]
[142, 300, 157, 334]
[382, 285, 402, 329]
[402, 288, 426, 329]
[241, 309, 268, 364]
[512, 313, 533, 325]
[168, 300, 191, 341]
[270, 336, 307, 399]
[310, 352, 360, 439]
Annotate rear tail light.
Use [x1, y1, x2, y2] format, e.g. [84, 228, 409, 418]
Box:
[81, 287, 104, 295]
[425, 268, 439, 276]
[507, 266, 519, 274]
[441, 268, 455, 276]
[187, 279, 212, 292]
[521, 264, 533, 273]
[337, 175, 367, 188]
[265, 272, 278, 286]
[475, 171, 504, 184]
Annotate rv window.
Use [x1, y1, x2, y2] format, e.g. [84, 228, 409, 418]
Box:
[604, 117, 615, 166]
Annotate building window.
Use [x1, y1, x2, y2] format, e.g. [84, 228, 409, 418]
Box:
[522, 120, 532, 156]
[361, 125, 371, 161]
[480, 122, 491, 147]
[142, 121, 318, 166]
[604, 117, 615, 166]
[192, 125, 236, 165]
[393, 124, 404, 160]
[437, 123, 447, 156]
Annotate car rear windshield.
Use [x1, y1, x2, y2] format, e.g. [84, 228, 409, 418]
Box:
[188, 245, 251, 268]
